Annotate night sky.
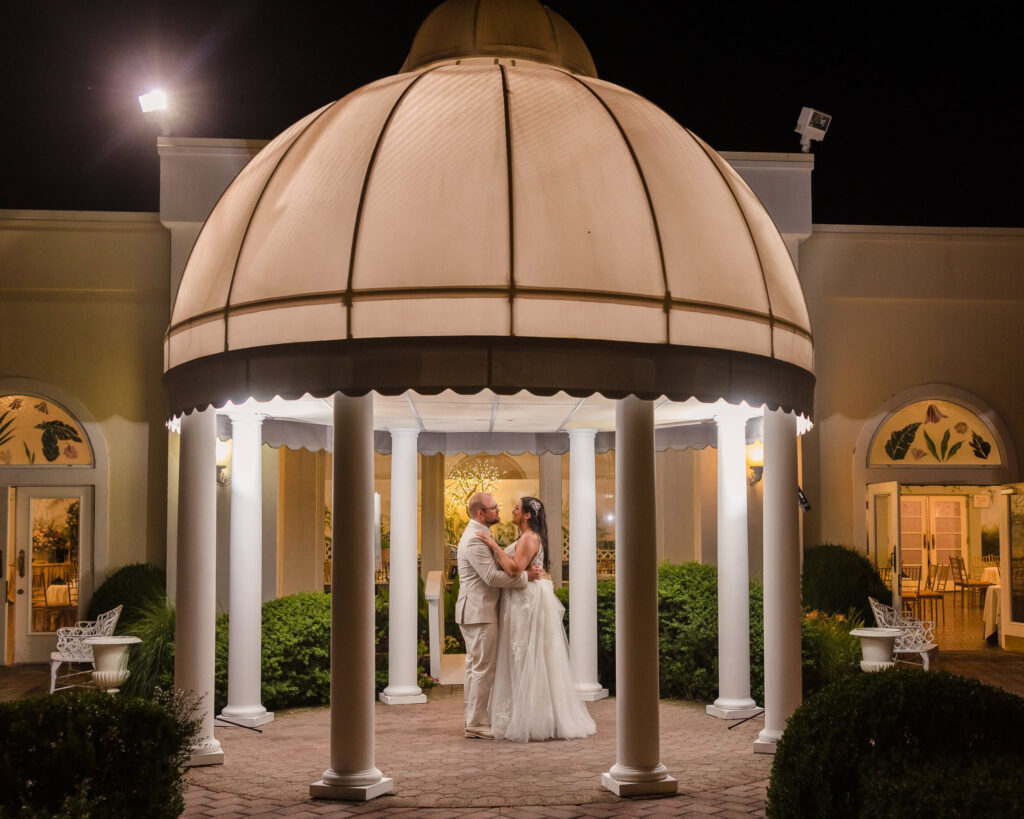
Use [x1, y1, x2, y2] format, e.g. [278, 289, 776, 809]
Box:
[3, 1, 1020, 226]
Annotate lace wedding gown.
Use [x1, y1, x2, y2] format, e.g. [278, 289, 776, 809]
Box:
[490, 541, 597, 741]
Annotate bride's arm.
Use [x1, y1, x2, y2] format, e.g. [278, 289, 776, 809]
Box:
[475, 530, 539, 577]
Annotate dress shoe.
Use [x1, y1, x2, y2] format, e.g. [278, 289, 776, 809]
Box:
[464, 725, 494, 739]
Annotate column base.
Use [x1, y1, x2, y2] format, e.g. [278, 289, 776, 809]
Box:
[753, 727, 782, 755]
[185, 737, 224, 767]
[575, 683, 609, 702]
[310, 777, 394, 801]
[378, 691, 427, 705]
[216, 709, 275, 728]
[601, 772, 677, 797]
[706, 699, 762, 720]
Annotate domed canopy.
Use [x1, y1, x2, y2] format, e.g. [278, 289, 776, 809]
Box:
[400, 0, 597, 77]
[164, 3, 813, 417]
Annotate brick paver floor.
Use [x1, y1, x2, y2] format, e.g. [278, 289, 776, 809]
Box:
[4, 597, 1023, 817]
[184, 689, 773, 817]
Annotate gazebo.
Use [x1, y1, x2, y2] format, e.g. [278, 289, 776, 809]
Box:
[164, 0, 813, 800]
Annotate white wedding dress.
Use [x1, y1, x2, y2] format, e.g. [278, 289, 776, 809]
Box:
[490, 541, 597, 741]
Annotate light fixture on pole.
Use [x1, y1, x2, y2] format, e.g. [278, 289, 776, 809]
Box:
[794, 106, 831, 152]
[138, 88, 170, 135]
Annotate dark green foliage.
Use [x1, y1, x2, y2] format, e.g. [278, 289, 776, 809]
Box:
[254, 592, 331, 710]
[86, 562, 167, 629]
[444, 575, 466, 652]
[767, 670, 1024, 818]
[557, 562, 861, 703]
[799, 610, 862, 696]
[0, 689, 199, 818]
[555, 563, 765, 702]
[121, 600, 177, 699]
[802, 544, 891, 624]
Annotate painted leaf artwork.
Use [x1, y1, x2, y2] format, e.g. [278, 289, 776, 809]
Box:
[0, 395, 91, 466]
[884, 423, 921, 460]
[870, 399, 1001, 466]
[35, 420, 83, 462]
[970, 431, 992, 459]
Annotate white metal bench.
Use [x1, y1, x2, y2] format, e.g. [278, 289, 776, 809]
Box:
[49, 605, 123, 693]
[868, 596, 937, 670]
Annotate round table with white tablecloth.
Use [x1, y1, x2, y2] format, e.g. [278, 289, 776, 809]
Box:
[983, 586, 1001, 644]
[980, 566, 1001, 586]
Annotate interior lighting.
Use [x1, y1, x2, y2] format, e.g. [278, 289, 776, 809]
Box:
[746, 441, 764, 485]
[138, 89, 168, 113]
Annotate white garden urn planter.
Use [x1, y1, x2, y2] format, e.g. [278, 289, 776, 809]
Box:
[84, 635, 142, 694]
[850, 627, 900, 672]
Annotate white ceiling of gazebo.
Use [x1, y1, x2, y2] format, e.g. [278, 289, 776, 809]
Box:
[225, 390, 724, 434]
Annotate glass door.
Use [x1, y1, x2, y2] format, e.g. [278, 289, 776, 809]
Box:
[13, 487, 92, 663]
[868, 481, 901, 611]
[1001, 486, 1024, 642]
[931, 496, 967, 575]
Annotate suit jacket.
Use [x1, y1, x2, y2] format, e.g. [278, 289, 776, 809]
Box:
[455, 519, 526, 624]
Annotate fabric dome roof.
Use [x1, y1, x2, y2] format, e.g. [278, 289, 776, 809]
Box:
[164, 3, 814, 417]
[400, 0, 597, 78]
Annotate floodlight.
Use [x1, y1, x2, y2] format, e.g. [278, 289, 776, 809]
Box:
[138, 89, 168, 113]
[794, 106, 831, 152]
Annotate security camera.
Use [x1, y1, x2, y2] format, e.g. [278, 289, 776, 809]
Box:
[794, 106, 831, 152]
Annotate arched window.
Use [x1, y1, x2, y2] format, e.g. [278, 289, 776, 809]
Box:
[0, 394, 93, 466]
[869, 399, 1003, 467]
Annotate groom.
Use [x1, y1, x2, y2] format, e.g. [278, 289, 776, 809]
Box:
[456, 491, 542, 739]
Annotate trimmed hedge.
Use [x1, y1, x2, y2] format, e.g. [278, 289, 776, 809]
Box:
[0, 689, 198, 818]
[86, 562, 166, 629]
[767, 669, 1024, 817]
[802, 543, 891, 624]
[555, 562, 766, 702]
[253, 592, 331, 710]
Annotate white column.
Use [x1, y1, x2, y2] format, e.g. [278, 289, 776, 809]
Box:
[602, 397, 676, 796]
[175, 408, 224, 767]
[707, 406, 761, 719]
[755, 409, 802, 754]
[381, 428, 426, 705]
[539, 451, 564, 587]
[568, 429, 608, 701]
[219, 411, 273, 728]
[311, 393, 394, 801]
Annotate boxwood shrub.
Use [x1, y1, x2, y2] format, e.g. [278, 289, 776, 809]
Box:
[0, 689, 198, 818]
[802, 543, 891, 624]
[555, 562, 766, 701]
[767, 669, 1024, 818]
[555, 561, 861, 702]
[86, 562, 167, 629]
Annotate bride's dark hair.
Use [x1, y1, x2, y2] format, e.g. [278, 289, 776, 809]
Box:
[521, 496, 549, 571]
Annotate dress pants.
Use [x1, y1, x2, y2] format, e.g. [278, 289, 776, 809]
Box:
[460, 621, 499, 728]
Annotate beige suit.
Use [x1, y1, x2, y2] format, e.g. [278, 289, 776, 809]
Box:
[456, 519, 526, 729]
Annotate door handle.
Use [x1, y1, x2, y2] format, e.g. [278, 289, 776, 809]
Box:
[17, 549, 25, 578]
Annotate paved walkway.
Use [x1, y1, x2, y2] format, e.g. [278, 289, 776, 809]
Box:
[4, 602, 1023, 818]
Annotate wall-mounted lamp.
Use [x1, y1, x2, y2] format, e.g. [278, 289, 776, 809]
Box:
[215, 437, 232, 487]
[746, 441, 764, 485]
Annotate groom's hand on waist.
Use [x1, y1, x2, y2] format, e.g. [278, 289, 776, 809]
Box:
[527, 565, 544, 582]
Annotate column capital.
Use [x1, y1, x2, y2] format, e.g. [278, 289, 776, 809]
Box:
[567, 427, 598, 440]
[222, 409, 267, 425]
[713, 402, 761, 426]
[387, 426, 420, 440]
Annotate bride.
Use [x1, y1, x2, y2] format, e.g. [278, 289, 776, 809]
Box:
[475, 496, 597, 742]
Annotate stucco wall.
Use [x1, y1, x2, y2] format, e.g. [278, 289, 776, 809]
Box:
[799, 225, 1024, 550]
[0, 209, 170, 571]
